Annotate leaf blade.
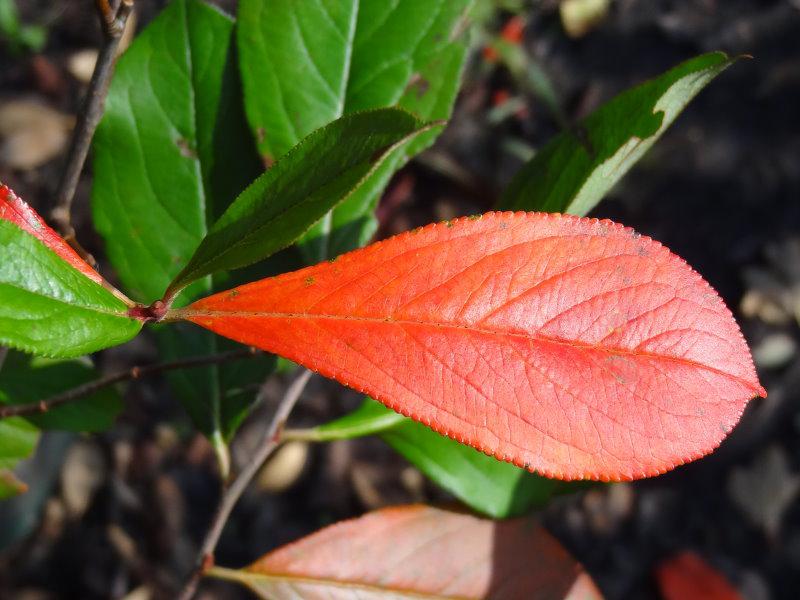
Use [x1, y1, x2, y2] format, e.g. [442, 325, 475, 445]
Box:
[0, 219, 140, 358]
[91, 0, 266, 442]
[183, 213, 764, 481]
[1, 185, 106, 287]
[92, 0, 261, 305]
[499, 52, 735, 216]
[238, 0, 470, 261]
[169, 109, 436, 293]
[211, 505, 600, 599]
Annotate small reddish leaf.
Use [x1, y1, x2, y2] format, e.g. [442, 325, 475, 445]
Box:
[210, 504, 601, 599]
[656, 551, 742, 600]
[183, 213, 765, 481]
[0, 184, 103, 285]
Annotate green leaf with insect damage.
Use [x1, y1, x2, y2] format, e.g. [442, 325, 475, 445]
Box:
[499, 52, 736, 216]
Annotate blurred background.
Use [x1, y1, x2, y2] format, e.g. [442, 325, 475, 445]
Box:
[0, 1, 799, 598]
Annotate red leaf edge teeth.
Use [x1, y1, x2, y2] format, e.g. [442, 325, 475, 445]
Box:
[0, 184, 132, 306]
[182, 211, 767, 482]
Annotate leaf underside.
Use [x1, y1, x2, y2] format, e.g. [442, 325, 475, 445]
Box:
[214, 504, 601, 599]
[183, 212, 764, 481]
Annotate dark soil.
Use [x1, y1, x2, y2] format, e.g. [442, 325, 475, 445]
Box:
[1, 1, 799, 599]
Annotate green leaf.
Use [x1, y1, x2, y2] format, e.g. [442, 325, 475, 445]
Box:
[91, 0, 267, 444]
[298, 399, 570, 518]
[302, 397, 408, 440]
[0, 351, 122, 432]
[498, 52, 736, 216]
[238, 0, 470, 261]
[93, 0, 260, 305]
[0, 220, 140, 358]
[0, 416, 37, 500]
[169, 108, 436, 292]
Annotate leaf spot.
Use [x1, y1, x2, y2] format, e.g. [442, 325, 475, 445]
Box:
[176, 138, 197, 159]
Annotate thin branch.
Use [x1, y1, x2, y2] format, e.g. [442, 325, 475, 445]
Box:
[51, 0, 134, 253]
[176, 369, 313, 600]
[0, 348, 258, 419]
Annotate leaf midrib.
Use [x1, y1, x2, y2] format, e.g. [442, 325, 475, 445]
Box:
[221, 566, 471, 600]
[179, 309, 760, 393]
[0, 281, 127, 318]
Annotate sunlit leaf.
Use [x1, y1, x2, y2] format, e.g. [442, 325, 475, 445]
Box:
[181, 213, 764, 481]
[238, 0, 470, 261]
[0, 216, 140, 357]
[91, 0, 268, 442]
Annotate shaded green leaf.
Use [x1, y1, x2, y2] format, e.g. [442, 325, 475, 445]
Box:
[299, 399, 571, 518]
[0, 351, 122, 432]
[238, 0, 470, 261]
[91, 0, 267, 443]
[0, 220, 140, 358]
[0, 417, 37, 500]
[499, 52, 735, 216]
[169, 108, 435, 292]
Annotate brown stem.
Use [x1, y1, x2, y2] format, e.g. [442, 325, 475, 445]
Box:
[51, 0, 134, 251]
[175, 369, 313, 600]
[0, 347, 257, 419]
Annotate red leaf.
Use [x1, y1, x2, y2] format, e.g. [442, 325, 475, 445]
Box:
[500, 16, 526, 45]
[212, 504, 602, 599]
[0, 184, 103, 285]
[656, 551, 742, 600]
[182, 213, 765, 481]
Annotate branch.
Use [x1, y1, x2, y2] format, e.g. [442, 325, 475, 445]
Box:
[176, 369, 313, 600]
[51, 0, 134, 254]
[0, 348, 258, 419]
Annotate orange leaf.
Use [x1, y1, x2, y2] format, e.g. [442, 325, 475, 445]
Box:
[656, 551, 742, 600]
[210, 504, 602, 599]
[182, 213, 765, 481]
[0, 184, 103, 285]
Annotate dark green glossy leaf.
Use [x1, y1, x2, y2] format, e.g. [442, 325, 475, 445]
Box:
[238, 0, 470, 261]
[300, 399, 570, 518]
[91, 0, 267, 445]
[499, 52, 735, 216]
[169, 108, 435, 292]
[0, 351, 122, 432]
[0, 220, 140, 358]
